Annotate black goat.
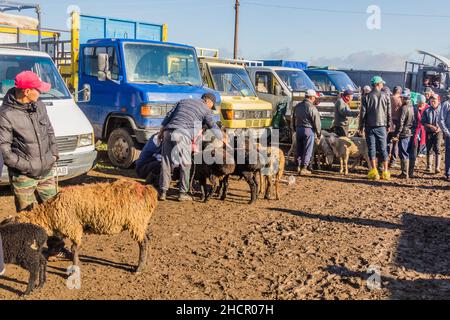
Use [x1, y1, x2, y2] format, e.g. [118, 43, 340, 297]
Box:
[0, 221, 48, 296]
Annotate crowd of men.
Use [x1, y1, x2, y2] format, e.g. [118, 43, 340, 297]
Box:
[293, 76, 450, 182]
[1, 70, 450, 275]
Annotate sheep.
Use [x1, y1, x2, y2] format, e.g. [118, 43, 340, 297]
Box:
[258, 145, 286, 200]
[287, 131, 335, 169]
[192, 137, 236, 202]
[0, 222, 48, 296]
[218, 136, 265, 204]
[14, 179, 158, 274]
[327, 135, 370, 175]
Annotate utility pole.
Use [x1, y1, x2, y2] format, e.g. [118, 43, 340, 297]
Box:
[234, 0, 240, 60]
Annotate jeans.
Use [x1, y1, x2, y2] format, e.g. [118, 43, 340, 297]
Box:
[445, 135, 450, 178]
[365, 126, 388, 161]
[159, 130, 192, 193]
[296, 127, 315, 167]
[398, 136, 417, 160]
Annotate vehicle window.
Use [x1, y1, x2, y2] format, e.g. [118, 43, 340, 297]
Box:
[83, 46, 119, 80]
[210, 66, 256, 97]
[124, 43, 202, 86]
[0, 55, 71, 100]
[308, 74, 334, 91]
[276, 70, 316, 91]
[255, 72, 273, 94]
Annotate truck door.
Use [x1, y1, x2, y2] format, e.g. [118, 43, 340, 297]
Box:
[254, 71, 287, 112]
[78, 46, 121, 139]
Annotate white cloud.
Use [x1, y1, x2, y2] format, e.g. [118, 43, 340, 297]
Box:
[309, 51, 414, 71]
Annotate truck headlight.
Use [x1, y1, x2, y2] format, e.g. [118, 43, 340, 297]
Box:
[234, 111, 245, 119]
[78, 133, 94, 147]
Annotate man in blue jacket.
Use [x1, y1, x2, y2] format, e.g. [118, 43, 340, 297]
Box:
[438, 98, 450, 181]
[158, 93, 223, 201]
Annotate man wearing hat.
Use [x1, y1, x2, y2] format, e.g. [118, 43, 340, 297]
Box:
[394, 89, 417, 179]
[158, 93, 223, 201]
[424, 87, 434, 105]
[358, 76, 392, 180]
[0, 71, 73, 260]
[0, 71, 58, 212]
[293, 89, 321, 175]
[438, 95, 450, 181]
[387, 86, 403, 168]
[333, 89, 359, 137]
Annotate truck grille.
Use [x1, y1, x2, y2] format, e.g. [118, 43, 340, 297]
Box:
[56, 136, 78, 153]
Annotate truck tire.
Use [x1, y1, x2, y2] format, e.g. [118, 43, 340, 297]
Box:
[107, 128, 140, 169]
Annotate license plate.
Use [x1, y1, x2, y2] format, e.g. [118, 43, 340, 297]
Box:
[53, 166, 68, 177]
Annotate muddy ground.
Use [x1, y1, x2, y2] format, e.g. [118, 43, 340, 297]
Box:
[0, 150, 449, 300]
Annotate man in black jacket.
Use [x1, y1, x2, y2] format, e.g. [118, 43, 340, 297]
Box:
[395, 89, 417, 179]
[0, 71, 59, 211]
[293, 89, 321, 175]
[158, 93, 223, 201]
[359, 76, 392, 180]
[0, 71, 71, 260]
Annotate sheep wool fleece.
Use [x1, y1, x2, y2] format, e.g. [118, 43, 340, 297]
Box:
[9, 171, 57, 212]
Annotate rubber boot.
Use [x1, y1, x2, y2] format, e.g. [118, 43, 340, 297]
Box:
[426, 155, 433, 173]
[409, 158, 416, 179]
[398, 160, 409, 179]
[435, 155, 441, 174]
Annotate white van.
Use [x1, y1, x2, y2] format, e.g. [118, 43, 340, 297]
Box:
[0, 47, 97, 184]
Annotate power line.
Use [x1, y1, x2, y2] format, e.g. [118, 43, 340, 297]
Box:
[241, 1, 450, 19]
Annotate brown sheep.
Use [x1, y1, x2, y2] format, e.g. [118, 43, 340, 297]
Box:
[327, 135, 370, 175]
[258, 145, 286, 200]
[15, 179, 158, 274]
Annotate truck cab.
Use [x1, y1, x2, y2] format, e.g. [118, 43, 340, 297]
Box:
[405, 50, 450, 100]
[197, 49, 272, 137]
[0, 47, 97, 184]
[305, 68, 361, 131]
[76, 38, 220, 168]
[246, 66, 316, 140]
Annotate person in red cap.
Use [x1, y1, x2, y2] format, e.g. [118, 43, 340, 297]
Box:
[0, 71, 72, 261]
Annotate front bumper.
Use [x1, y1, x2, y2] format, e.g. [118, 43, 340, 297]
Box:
[135, 127, 160, 144]
[0, 150, 97, 186]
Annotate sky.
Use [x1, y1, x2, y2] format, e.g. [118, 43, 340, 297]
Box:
[4, 0, 450, 71]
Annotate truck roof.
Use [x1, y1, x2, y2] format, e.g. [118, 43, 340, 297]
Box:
[0, 47, 51, 58]
[85, 38, 195, 50]
[305, 69, 345, 75]
[205, 62, 246, 69]
[247, 66, 306, 72]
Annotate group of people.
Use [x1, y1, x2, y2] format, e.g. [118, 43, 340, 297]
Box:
[293, 75, 450, 182]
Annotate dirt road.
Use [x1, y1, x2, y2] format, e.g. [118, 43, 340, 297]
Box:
[0, 154, 449, 300]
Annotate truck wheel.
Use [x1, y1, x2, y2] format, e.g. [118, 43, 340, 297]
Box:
[107, 128, 140, 169]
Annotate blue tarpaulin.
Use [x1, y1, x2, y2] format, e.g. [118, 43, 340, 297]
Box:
[261, 60, 308, 70]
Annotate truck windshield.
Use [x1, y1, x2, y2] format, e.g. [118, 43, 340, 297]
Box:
[0, 55, 71, 100]
[329, 73, 358, 91]
[124, 43, 202, 86]
[276, 70, 316, 92]
[210, 66, 256, 97]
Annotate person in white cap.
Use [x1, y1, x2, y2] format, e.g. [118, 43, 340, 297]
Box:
[292, 89, 321, 175]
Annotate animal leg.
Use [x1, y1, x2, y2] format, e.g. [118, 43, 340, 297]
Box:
[264, 176, 273, 200]
[220, 175, 230, 201]
[205, 175, 217, 203]
[38, 254, 47, 289]
[135, 227, 150, 274]
[24, 261, 39, 296]
[243, 173, 257, 204]
[275, 178, 280, 201]
[340, 157, 344, 175]
[71, 241, 81, 266]
[345, 154, 350, 175]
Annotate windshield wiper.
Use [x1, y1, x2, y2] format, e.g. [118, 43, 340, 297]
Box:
[138, 80, 165, 85]
[173, 81, 193, 86]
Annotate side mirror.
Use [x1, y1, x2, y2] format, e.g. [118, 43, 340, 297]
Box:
[97, 53, 111, 81]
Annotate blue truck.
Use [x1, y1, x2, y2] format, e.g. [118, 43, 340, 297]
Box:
[66, 13, 220, 168]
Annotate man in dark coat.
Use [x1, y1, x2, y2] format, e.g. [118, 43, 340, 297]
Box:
[0, 71, 70, 260]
